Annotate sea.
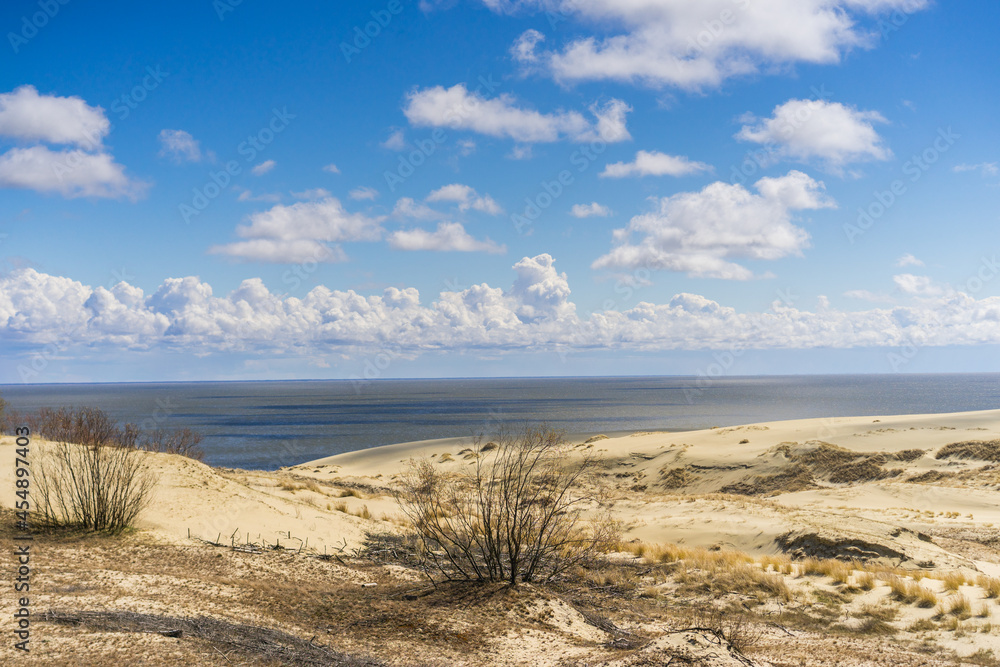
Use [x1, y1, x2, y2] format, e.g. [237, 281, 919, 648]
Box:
[2, 374, 998, 471]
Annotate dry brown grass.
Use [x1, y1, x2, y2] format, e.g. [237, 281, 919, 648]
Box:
[938, 594, 973, 619]
[979, 575, 1000, 599]
[936, 440, 1000, 462]
[943, 571, 967, 592]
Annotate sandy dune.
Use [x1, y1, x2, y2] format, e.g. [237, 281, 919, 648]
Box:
[5, 409, 1000, 664]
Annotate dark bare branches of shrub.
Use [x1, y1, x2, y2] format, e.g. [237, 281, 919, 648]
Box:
[393, 423, 619, 586]
[24, 407, 156, 533]
[35, 439, 155, 533]
[142, 428, 205, 461]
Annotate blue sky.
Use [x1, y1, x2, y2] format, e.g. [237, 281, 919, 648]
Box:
[1, 0, 999, 382]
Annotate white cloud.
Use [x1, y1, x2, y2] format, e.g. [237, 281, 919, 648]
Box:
[427, 183, 502, 214]
[392, 197, 442, 220]
[736, 99, 891, 170]
[209, 197, 384, 263]
[895, 253, 924, 268]
[349, 186, 379, 201]
[458, 139, 477, 156]
[380, 129, 407, 150]
[0, 85, 109, 148]
[481, 1, 930, 90]
[600, 150, 711, 178]
[158, 129, 202, 163]
[322, 163, 341, 174]
[0, 146, 145, 199]
[10, 252, 1000, 358]
[511, 28, 545, 63]
[251, 159, 276, 175]
[290, 188, 332, 200]
[954, 162, 999, 177]
[403, 83, 631, 143]
[209, 239, 347, 264]
[388, 222, 506, 254]
[0, 86, 142, 199]
[508, 145, 533, 160]
[236, 188, 281, 203]
[593, 170, 835, 279]
[570, 202, 611, 218]
[893, 273, 943, 297]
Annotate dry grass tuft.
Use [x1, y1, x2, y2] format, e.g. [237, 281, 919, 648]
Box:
[856, 571, 876, 591]
[943, 571, 967, 592]
[979, 575, 1000, 599]
[936, 440, 1000, 462]
[938, 594, 972, 619]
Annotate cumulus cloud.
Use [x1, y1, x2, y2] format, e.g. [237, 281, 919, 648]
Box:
[893, 273, 943, 297]
[236, 188, 281, 203]
[480, 1, 930, 90]
[380, 129, 407, 150]
[7, 254, 1000, 364]
[427, 183, 502, 214]
[403, 83, 631, 143]
[570, 202, 611, 218]
[0, 146, 145, 199]
[388, 222, 506, 254]
[158, 129, 203, 163]
[392, 197, 443, 220]
[895, 253, 924, 268]
[0, 85, 109, 147]
[290, 188, 331, 200]
[0, 86, 142, 199]
[511, 29, 545, 63]
[592, 170, 835, 280]
[322, 163, 341, 174]
[600, 150, 711, 178]
[954, 162, 999, 177]
[251, 159, 276, 175]
[736, 99, 891, 170]
[210, 197, 384, 263]
[349, 186, 379, 201]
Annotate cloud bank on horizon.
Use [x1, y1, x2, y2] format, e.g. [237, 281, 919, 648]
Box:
[1, 0, 997, 380]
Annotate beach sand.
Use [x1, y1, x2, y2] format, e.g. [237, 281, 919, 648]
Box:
[4, 409, 1000, 664]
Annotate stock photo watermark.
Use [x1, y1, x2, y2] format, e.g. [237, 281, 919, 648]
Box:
[7, 0, 70, 53]
[383, 74, 500, 192]
[340, 0, 408, 63]
[179, 107, 295, 224]
[844, 127, 959, 243]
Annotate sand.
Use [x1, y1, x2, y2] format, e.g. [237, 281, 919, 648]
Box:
[5, 408, 1000, 664]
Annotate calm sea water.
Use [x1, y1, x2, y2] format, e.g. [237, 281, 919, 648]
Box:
[2, 374, 999, 470]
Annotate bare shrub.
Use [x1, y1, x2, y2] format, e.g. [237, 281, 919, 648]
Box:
[393, 423, 619, 585]
[35, 440, 155, 533]
[141, 428, 205, 461]
[30, 407, 155, 533]
[694, 607, 765, 653]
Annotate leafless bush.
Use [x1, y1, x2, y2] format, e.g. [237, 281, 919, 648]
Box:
[35, 439, 155, 533]
[26, 407, 154, 533]
[141, 428, 205, 461]
[393, 423, 619, 585]
[693, 607, 765, 653]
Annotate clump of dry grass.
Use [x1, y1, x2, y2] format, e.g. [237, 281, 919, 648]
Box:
[886, 576, 938, 607]
[280, 479, 323, 493]
[856, 572, 876, 591]
[935, 440, 1000, 462]
[760, 554, 793, 575]
[937, 594, 972, 619]
[339, 488, 365, 499]
[942, 571, 967, 592]
[978, 575, 1000, 599]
